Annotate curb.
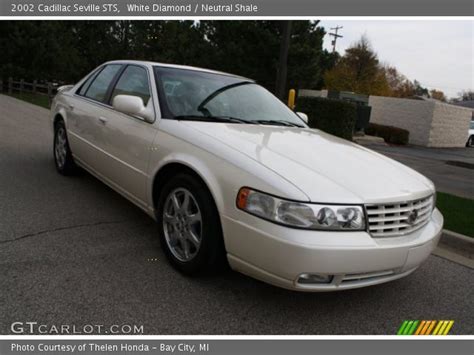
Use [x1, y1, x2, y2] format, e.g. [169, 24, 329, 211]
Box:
[442, 229, 474, 244]
[434, 229, 474, 268]
[353, 135, 388, 146]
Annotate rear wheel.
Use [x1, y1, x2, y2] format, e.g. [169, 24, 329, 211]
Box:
[467, 135, 473, 147]
[54, 120, 77, 175]
[156, 173, 225, 275]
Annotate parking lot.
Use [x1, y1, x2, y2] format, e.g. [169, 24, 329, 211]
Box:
[0, 94, 473, 335]
[363, 143, 474, 199]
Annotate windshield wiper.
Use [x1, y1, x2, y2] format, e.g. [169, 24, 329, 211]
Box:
[175, 115, 302, 127]
[255, 120, 305, 128]
[197, 81, 254, 115]
[214, 116, 257, 124]
[174, 115, 255, 124]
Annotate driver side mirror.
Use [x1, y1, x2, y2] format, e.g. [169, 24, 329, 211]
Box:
[112, 95, 154, 123]
[296, 112, 308, 124]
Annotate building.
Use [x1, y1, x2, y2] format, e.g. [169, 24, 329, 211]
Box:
[298, 90, 472, 147]
[452, 100, 474, 120]
[368, 96, 472, 147]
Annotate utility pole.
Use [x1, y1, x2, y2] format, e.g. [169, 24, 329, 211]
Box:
[275, 20, 292, 100]
[329, 26, 343, 53]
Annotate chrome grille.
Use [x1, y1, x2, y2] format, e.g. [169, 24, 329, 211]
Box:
[366, 195, 434, 237]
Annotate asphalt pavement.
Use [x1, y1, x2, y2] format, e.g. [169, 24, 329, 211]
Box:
[0, 94, 473, 335]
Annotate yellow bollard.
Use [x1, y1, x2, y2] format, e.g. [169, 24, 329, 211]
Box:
[288, 89, 296, 110]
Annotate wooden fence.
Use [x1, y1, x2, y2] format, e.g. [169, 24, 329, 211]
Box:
[0, 78, 60, 105]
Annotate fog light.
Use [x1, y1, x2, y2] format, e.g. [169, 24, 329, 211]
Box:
[297, 273, 333, 284]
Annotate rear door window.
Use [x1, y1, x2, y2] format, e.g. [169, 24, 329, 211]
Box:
[111, 65, 151, 106]
[77, 68, 101, 96]
[84, 64, 122, 103]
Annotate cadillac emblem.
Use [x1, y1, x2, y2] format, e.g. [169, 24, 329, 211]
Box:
[407, 210, 419, 225]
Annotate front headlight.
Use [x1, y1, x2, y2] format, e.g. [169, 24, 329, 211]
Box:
[236, 187, 366, 231]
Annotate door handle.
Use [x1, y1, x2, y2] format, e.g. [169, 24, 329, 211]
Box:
[98, 116, 108, 124]
[68, 104, 74, 110]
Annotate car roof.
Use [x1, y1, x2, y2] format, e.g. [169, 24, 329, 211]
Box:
[104, 60, 253, 81]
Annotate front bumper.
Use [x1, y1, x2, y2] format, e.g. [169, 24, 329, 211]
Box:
[222, 208, 443, 291]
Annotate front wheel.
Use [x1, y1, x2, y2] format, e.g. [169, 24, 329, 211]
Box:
[467, 135, 474, 147]
[54, 120, 77, 175]
[156, 173, 225, 275]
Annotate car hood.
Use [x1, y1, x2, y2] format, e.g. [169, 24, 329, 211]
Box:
[184, 122, 434, 203]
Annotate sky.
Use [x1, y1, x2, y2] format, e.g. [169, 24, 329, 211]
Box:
[320, 20, 473, 99]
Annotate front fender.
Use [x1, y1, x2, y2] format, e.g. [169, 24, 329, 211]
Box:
[147, 122, 311, 249]
[149, 152, 226, 219]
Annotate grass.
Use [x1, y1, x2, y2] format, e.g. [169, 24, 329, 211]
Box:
[436, 192, 474, 237]
[5, 92, 50, 109]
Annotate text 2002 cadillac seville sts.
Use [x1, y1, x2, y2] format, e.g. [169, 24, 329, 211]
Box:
[51, 60, 443, 291]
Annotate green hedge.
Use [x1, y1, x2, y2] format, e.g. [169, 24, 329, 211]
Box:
[295, 97, 357, 140]
[366, 123, 410, 145]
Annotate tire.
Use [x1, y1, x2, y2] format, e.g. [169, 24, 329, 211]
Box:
[156, 173, 225, 275]
[53, 120, 77, 175]
[467, 135, 473, 148]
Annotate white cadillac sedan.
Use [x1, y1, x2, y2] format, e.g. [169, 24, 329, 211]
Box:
[51, 60, 443, 291]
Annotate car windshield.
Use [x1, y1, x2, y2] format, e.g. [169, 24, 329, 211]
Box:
[154, 66, 306, 127]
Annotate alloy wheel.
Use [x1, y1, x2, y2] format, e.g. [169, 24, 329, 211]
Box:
[55, 127, 68, 169]
[162, 188, 203, 262]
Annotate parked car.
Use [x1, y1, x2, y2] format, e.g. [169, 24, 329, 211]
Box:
[51, 60, 443, 291]
[466, 121, 474, 147]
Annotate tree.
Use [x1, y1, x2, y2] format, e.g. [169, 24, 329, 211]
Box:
[381, 65, 450, 101]
[0, 20, 332, 96]
[200, 20, 330, 94]
[429, 89, 447, 102]
[412, 80, 430, 97]
[200, 21, 281, 91]
[383, 65, 415, 98]
[0, 21, 82, 82]
[457, 90, 474, 101]
[323, 36, 391, 96]
[287, 21, 336, 91]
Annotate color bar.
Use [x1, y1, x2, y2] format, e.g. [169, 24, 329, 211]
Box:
[402, 321, 414, 335]
[414, 320, 426, 335]
[425, 321, 437, 335]
[396, 320, 454, 335]
[419, 320, 431, 335]
[433, 320, 445, 335]
[442, 321, 454, 335]
[407, 320, 419, 335]
[438, 320, 449, 335]
[397, 320, 410, 335]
